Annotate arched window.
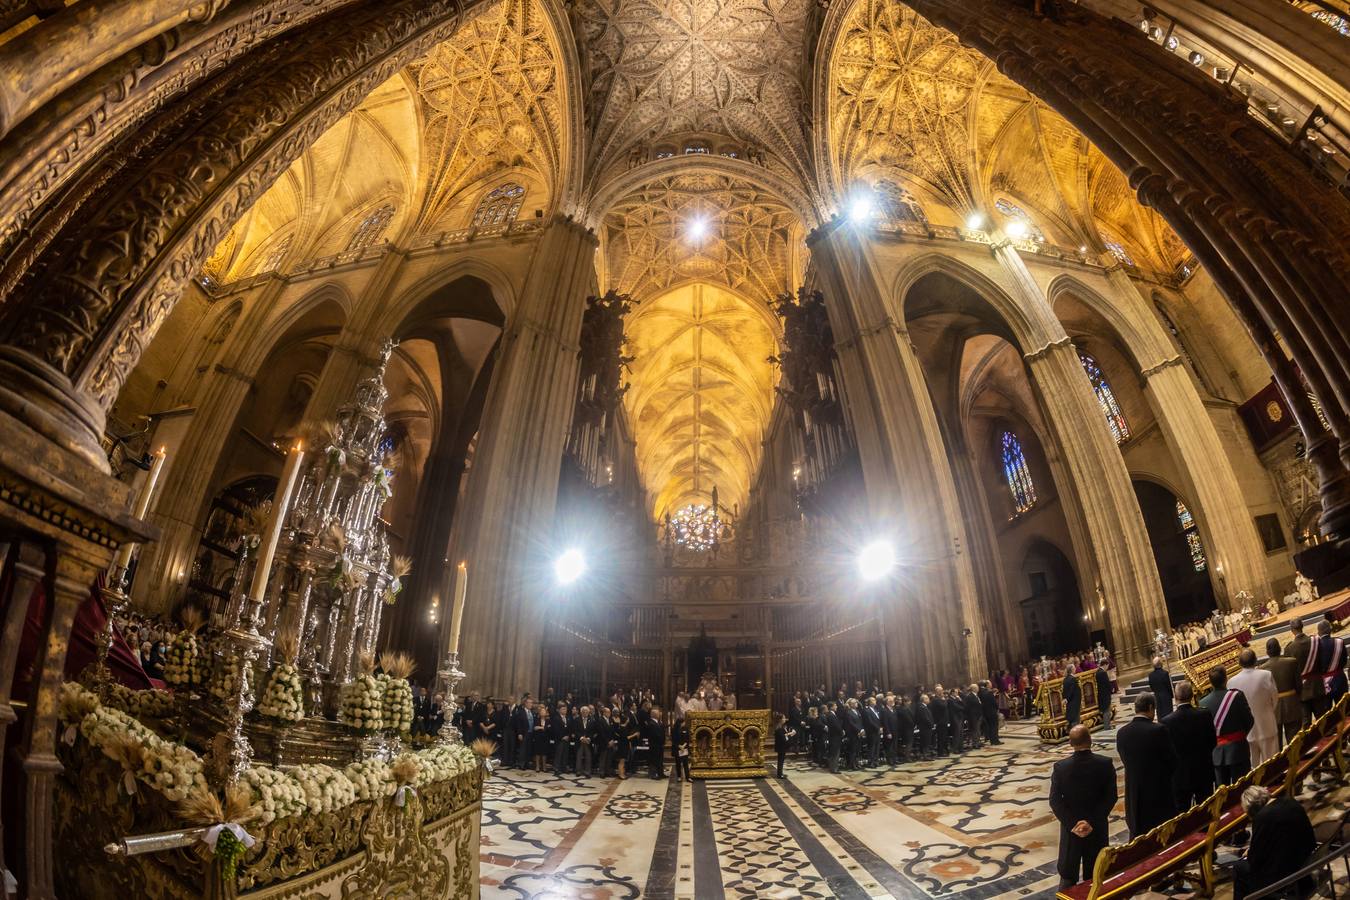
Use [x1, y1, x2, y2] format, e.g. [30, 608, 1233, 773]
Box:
[347, 203, 395, 251]
[1176, 499, 1206, 571]
[259, 235, 292, 274]
[1079, 351, 1130, 443]
[1103, 240, 1136, 267]
[994, 198, 1044, 241]
[876, 180, 927, 224]
[1311, 10, 1349, 35]
[472, 183, 526, 229]
[1001, 431, 1037, 515]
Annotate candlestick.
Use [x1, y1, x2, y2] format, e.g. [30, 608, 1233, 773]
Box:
[111, 446, 167, 576]
[448, 561, 467, 655]
[249, 441, 305, 603]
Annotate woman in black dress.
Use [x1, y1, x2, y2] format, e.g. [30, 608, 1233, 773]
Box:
[533, 705, 552, 772]
[480, 700, 499, 754]
[613, 708, 631, 779]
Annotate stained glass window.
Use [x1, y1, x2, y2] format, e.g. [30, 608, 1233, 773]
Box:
[1079, 352, 1130, 443]
[1186, 531, 1207, 572]
[1311, 10, 1349, 36]
[472, 183, 525, 229]
[347, 204, 395, 251]
[1103, 240, 1136, 266]
[995, 198, 1044, 241]
[1176, 499, 1194, 530]
[1176, 500, 1206, 571]
[1001, 431, 1037, 515]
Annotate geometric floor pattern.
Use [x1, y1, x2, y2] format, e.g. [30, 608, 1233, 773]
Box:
[480, 719, 1350, 899]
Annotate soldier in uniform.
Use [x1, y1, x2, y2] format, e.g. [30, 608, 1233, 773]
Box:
[1198, 666, 1255, 786]
[1261, 637, 1302, 747]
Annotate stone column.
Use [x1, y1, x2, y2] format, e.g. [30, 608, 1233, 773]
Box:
[1102, 269, 1272, 606]
[808, 223, 986, 685]
[21, 545, 103, 899]
[451, 219, 597, 697]
[136, 279, 287, 615]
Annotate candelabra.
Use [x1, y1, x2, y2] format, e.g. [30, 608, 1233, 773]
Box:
[208, 583, 272, 786]
[92, 569, 132, 700]
[435, 650, 466, 748]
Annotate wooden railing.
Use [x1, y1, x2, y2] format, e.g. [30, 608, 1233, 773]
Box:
[1057, 693, 1350, 900]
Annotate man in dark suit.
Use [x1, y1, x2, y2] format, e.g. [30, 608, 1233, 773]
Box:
[979, 681, 1001, 745]
[895, 695, 915, 762]
[915, 694, 934, 759]
[551, 702, 573, 775]
[1162, 681, 1217, 810]
[1063, 666, 1082, 727]
[1148, 657, 1174, 720]
[1050, 724, 1118, 890]
[596, 706, 616, 777]
[948, 687, 965, 753]
[788, 696, 806, 753]
[880, 695, 899, 765]
[1199, 666, 1255, 786]
[862, 697, 882, 767]
[511, 697, 535, 769]
[1262, 638, 1302, 747]
[1116, 692, 1177, 838]
[574, 705, 597, 777]
[1094, 664, 1114, 725]
[810, 707, 827, 767]
[931, 688, 949, 755]
[644, 707, 667, 779]
[1232, 786, 1316, 900]
[963, 685, 982, 749]
[1285, 617, 1325, 724]
[844, 699, 864, 769]
[825, 701, 843, 773]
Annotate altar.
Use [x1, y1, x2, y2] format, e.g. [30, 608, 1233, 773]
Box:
[1035, 671, 1104, 744]
[685, 709, 771, 779]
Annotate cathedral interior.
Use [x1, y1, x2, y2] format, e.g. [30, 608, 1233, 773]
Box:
[1, 0, 1350, 897]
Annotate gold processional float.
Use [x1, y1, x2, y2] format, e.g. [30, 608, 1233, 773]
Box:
[56, 343, 489, 899]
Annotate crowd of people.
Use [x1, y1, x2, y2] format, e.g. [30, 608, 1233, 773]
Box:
[454, 686, 680, 780]
[1053, 613, 1346, 897]
[113, 609, 177, 679]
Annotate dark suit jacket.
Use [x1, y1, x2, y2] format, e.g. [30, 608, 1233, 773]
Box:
[979, 688, 998, 719]
[1245, 796, 1316, 892]
[1198, 687, 1254, 766]
[1094, 667, 1112, 712]
[915, 703, 933, 730]
[964, 692, 981, 726]
[1063, 673, 1082, 724]
[1049, 749, 1117, 835]
[931, 697, 949, 727]
[1161, 703, 1216, 804]
[862, 706, 881, 735]
[825, 711, 843, 742]
[511, 706, 534, 743]
[773, 724, 790, 753]
[1116, 716, 1178, 837]
[845, 707, 863, 737]
[879, 705, 898, 738]
[1147, 668, 1174, 719]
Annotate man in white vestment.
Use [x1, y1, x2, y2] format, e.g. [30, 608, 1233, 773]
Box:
[1229, 648, 1280, 765]
[1296, 572, 1318, 606]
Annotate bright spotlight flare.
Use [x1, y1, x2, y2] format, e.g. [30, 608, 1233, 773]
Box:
[1005, 219, 1029, 240]
[686, 215, 710, 240]
[554, 548, 586, 585]
[848, 192, 874, 224]
[965, 211, 986, 231]
[857, 539, 897, 582]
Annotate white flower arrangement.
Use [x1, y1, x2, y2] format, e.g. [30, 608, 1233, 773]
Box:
[289, 764, 357, 816]
[163, 631, 199, 686]
[344, 758, 395, 803]
[105, 683, 176, 718]
[58, 681, 480, 829]
[377, 651, 415, 735]
[258, 663, 305, 721]
[62, 683, 207, 803]
[209, 653, 240, 701]
[242, 765, 307, 825]
[340, 674, 384, 733]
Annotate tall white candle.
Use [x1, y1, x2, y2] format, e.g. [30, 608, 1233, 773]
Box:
[448, 561, 468, 655]
[112, 446, 167, 572]
[249, 441, 305, 603]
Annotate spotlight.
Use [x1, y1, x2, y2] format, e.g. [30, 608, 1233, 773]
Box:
[554, 548, 586, 585]
[965, 212, 986, 230]
[1005, 220, 1028, 240]
[848, 194, 874, 224]
[687, 216, 709, 240]
[857, 540, 896, 582]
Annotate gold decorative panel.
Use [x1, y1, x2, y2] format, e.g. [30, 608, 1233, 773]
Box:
[686, 709, 771, 779]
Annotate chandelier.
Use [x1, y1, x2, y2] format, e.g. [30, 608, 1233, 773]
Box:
[670, 503, 722, 552]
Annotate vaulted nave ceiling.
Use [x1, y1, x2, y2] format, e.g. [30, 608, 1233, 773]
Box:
[203, 0, 568, 281]
[574, 0, 815, 186]
[827, 0, 1190, 272]
[604, 170, 797, 521]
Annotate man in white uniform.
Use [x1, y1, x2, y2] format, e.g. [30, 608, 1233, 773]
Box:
[1229, 648, 1280, 765]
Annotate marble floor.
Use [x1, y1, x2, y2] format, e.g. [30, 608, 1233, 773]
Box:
[478, 719, 1350, 899]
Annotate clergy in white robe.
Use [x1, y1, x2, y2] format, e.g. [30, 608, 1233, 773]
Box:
[1230, 648, 1280, 765]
